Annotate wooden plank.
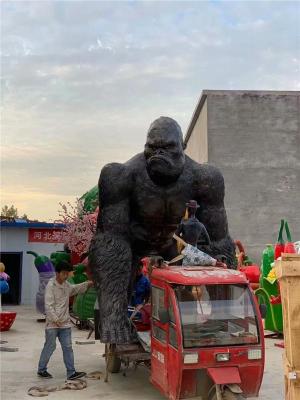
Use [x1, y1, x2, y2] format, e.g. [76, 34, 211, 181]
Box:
[0, 346, 19, 352]
[120, 353, 151, 361]
[275, 262, 300, 279]
[75, 340, 96, 345]
[116, 344, 142, 352]
[281, 254, 300, 262]
[276, 257, 300, 400]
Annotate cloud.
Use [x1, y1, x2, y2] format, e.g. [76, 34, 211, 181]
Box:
[1, 0, 300, 220]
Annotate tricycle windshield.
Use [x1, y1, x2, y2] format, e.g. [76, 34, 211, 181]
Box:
[175, 284, 259, 348]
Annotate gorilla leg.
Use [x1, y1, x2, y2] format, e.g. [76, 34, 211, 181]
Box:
[89, 233, 137, 344]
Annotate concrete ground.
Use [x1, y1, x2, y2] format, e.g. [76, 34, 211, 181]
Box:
[1, 306, 284, 400]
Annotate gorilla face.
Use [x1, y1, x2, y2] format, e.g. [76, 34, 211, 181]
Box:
[144, 117, 185, 186]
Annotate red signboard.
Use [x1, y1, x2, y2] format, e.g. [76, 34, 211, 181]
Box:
[28, 228, 64, 243]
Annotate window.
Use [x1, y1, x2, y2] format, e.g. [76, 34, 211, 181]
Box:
[169, 324, 178, 348]
[168, 300, 178, 348]
[153, 325, 166, 343]
[152, 286, 165, 321]
[168, 300, 176, 324]
[176, 284, 259, 348]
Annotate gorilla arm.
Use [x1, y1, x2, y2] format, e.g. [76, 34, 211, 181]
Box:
[89, 163, 136, 343]
[194, 165, 236, 267]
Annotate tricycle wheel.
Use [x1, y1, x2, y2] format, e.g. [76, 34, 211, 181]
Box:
[105, 344, 121, 373]
[209, 387, 243, 400]
[222, 389, 243, 400]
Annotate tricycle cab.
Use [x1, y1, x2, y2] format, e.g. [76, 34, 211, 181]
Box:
[150, 266, 265, 400]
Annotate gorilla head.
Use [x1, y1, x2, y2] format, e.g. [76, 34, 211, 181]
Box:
[144, 117, 185, 186]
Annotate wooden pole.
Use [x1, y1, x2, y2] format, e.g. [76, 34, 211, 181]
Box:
[275, 254, 300, 400]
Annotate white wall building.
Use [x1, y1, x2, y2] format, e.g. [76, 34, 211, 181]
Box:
[0, 220, 64, 306]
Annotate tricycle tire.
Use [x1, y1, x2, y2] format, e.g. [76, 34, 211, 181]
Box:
[209, 387, 243, 400]
[106, 352, 121, 373]
[222, 389, 243, 400]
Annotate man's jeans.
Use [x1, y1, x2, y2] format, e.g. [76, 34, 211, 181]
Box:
[38, 328, 75, 378]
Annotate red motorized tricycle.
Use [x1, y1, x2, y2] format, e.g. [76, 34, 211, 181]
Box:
[105, 265, 265, 400]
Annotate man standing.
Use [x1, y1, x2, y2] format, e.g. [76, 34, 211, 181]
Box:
[37, 260, 93, 380]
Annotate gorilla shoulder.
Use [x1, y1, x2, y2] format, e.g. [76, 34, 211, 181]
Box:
[186, 156, 225, 203]
[99, 162, 134, 203]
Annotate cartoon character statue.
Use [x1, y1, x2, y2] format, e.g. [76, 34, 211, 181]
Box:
[27, 251, 55, 315]
[0, 262, 17, 332]
[172, 200, 218, 267]
[0, 262, 10, 310]
[50, 250, 71, 267]
[72, 264, 87, 284]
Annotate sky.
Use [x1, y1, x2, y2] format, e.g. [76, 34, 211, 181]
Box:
[1, 0, 300, 221]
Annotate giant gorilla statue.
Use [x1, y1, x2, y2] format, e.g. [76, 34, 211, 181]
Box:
[89, 116, 235, 344]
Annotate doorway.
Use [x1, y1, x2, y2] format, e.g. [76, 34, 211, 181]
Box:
[0, 252, 22, 305]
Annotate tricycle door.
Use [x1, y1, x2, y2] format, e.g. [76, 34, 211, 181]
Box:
[151, 286, 168, 394]
[167, 289, 183, 400]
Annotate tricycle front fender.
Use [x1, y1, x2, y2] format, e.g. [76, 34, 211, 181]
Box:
[207, 367, 241, 385]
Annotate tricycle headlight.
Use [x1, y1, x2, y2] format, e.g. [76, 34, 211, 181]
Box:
[216, 353, 230, 362]
[184, 353, 198, 364]
[248, 349, 262, 360]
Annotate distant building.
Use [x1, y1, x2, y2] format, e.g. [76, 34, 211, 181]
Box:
[184, 90, 300, 262]
[0, 219, 65, 306]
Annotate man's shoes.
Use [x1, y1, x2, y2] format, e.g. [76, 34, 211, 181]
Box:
[37, 371, 53, 379]
[67, 371, 86, 380]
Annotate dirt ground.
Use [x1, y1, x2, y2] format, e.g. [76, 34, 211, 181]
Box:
[1, 306, 284, 400]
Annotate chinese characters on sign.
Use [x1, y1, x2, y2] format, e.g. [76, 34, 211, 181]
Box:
[28, 228, 64, 243]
